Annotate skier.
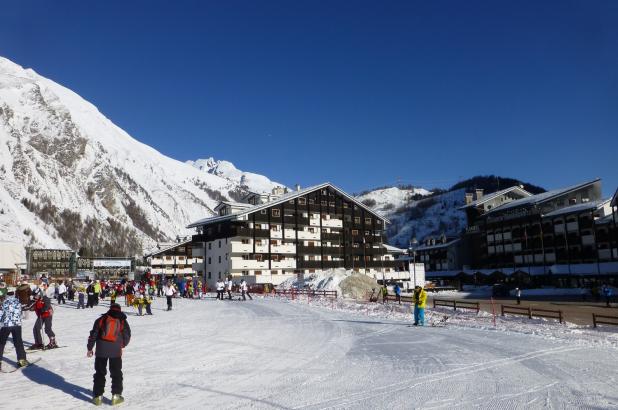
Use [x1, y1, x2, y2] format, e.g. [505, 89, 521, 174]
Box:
[31, 290, 58, 349]
[87, 303, 131, 406]
[381, 285, 388, 304]
[394, 283, 402, 305]
[57, 281, 67, 305]
[515, 287, 522, 305]
[226, 278, 233, 300]
[197, 280, 203, 299]
[602, 285, 613, 308]
[77, 286, 86, 309]
[125, 282, 135, 307]
[94, 280, 102, 306]
[216, 280, 224, 300]
[412, 285, 427, 326]
[87, 281, 96, 308]
[163, 281, 176, 311]
[144, 293, 153, 315]
[0, 287, 30, 371]
[240, 279, 253, 301]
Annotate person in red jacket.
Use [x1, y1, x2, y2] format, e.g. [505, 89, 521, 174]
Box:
[87, 303, 131, 406]
[30, 290, 57, 350]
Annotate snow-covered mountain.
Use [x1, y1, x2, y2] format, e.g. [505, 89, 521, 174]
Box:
[187, 157, 283, 194]
[0, 56, 275, 255]
[356, 186, 467, 248]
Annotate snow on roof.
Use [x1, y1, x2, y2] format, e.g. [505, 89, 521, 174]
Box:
[382, 244, 406, 254]
[0, 242, 26, 270]
[485, 179, 601, 215]
[543, 199, 610, 218]
[187, 182, 390, 228]
[144, 239, 192, 258]
[459, 186, 532, 209]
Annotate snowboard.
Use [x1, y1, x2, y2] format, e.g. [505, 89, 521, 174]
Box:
[1, 357, 41, 373]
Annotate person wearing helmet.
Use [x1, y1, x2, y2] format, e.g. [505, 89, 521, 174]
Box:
[30, 290, 57, 350]
[412, 285, 428, 326]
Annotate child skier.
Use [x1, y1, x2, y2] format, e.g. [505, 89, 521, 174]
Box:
[87, 303, 131, 406]
[77, 286, 86, 309]
[30, 290, 58, 349]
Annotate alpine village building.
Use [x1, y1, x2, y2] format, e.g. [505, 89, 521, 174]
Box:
[416, 179, 618, 288]
[187, 183, 406, 289]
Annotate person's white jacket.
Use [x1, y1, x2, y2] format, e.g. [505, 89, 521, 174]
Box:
[58, 283, 67, 295]
[216, 281, 224, 291]
[164, 285, 176, 297]
[240, 281, 248, 292]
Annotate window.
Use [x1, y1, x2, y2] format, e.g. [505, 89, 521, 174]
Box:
[218, 256, 221, 263]
[261, 209, 267, 214]
[272, 209, 281, 217]
[255, 270, 262, 275]
[352, 229, 359, 235]
[353, 243, 359, 248]
[365, 231, 370, 235]
[365, 218, 371, 224]
[309, 255, 316, 261]
[225, 253, 228, 260]
[288, 200, 295, 204]
[271, 225, 281, 231]
[255, 254, 263, 261]
[256, 240, 263, 246]
[321, 200, 327, 206]
[354, 217, 360, 224]
[298, 198, 306, 205]
[218, 240, 221, 248]
[208, 243, 212, 250]
[218, 272, 221, 279]
[272, 255, 279, 262]
[271, 240, 279, 246]
[343, 202, 348, 208]
[242, 270, 249, 275]
[272, 270, 279, 275]
[309, 227, 316, 233]
[322, 228, 328, 233]
[308, 199, 314, 205]
[208, 272, 211, 279]
[208, 257, 211, 265]
[353, 256, 360, 261]
[242, 255, 249, 260]
[376, 220, 382, 225]
[241, 239, 249, 244]
[329, 202, 335, 207]
[308, 241, 315, 247]
[165, 256, 172, 260]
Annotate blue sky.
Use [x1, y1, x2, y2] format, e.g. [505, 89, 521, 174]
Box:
[1, 1, 617, 194]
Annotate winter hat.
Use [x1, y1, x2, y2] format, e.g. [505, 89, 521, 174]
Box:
[109, 303, 122, 312]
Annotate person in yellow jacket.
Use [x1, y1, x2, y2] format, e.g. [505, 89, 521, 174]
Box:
[413, 286, 427, 326]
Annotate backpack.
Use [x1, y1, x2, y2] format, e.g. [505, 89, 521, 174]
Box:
[99, 315, 124, 343]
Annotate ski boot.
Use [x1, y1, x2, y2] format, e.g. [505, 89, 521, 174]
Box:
[18, 359, 31, 368]
[46, 338, 58, 349]
[92, 396, 103, 406]
[27, 343, 45, 351]
[111, 394, 124, 406]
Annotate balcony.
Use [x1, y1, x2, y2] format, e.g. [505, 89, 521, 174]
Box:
[322, 218, 343, 228]
[231, 242, 253, 254]
[284, 229, 297, 239]
[230, 258, 268, 270]
[271, 243, 296, 254]
[297, 231, 320, 240]
[309, 217, 321, 227]
[270, 229, 283, 239]
[272, 259, 296, 269]
[321, 232, 342, 241]
[297, 260, 323, 269]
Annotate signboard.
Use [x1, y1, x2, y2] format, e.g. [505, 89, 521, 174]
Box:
[92, 259, 132, 268]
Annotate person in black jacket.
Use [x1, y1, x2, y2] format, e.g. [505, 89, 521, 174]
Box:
[87, 303, 131, 406]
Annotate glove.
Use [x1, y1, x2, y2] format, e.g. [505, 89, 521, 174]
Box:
[87, 350, 94, 358]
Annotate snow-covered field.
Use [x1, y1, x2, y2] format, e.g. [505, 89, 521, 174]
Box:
[3, 296, 618, 409]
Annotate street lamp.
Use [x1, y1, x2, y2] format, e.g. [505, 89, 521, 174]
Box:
[409, 238, 418, 291]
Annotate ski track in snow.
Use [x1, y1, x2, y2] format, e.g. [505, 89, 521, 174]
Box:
[2, 297, 618, 409]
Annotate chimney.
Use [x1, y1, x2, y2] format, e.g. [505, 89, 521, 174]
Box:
[465, 192, 474, 205]
[475, 189, 484, 201]
[295, 184, 301, 192]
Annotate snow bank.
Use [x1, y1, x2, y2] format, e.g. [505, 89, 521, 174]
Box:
[277, 269, 378, 299]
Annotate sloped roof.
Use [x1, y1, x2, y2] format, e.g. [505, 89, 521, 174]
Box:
[187, 182, 390, 228]
[612, 187, 618, 208]
[415, 238, 461, 252]
[459, 186, 532, 210]
[485, 179, 601, 215]
[383, 244, 406, 254]
[543, 198, 610, 218]
[144, 239, 192, 258]
[0, 242, 26, 270]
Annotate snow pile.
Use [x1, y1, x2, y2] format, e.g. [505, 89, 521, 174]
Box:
[433, 285, 493, 298]
[277, 269, 378, 299]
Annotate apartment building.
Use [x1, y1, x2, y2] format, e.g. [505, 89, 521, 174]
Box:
[188, 183, 404, 288]
[144, 239, 203, 277]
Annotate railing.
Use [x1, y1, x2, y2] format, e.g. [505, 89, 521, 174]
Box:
[593, 313, 618, 328]
[384, 294, 414, 303]
[274, 289, 338, 299]
[501, 305, 563, 323]
[433, 299, 480, 312]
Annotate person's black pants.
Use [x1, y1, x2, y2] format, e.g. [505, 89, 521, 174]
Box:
[166, 296, 172, 310]
[33, 316, 55, 345]
[94, 293, 100, 306]
[58, 293, 66, 304]
[93, 356, 123, 396]
[0, 326, 27, 362]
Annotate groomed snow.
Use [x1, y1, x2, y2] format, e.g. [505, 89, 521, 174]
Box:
[2, 296, 618, 409]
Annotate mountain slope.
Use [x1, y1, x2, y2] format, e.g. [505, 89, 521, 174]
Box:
[0, 57, 263, 255]
[187, 157, 284, 195]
